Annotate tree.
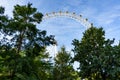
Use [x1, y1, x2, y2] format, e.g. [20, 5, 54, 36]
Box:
[0, 6, 11, 79]
[53, 46, 80, 80]
[0, 6, 9, 44]
[72, 26, 120, 80]
[0, 3, 55, 80]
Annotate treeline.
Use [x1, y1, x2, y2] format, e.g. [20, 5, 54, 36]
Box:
[0, 3, 120, 80]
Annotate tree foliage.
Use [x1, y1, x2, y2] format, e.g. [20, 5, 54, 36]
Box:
[0, 3, 120, 80]
[0, 3, 55, 80]
[72, 27, 120, 80]
[53, 46, 80, 80]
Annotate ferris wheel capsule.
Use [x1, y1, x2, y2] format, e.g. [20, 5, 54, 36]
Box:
[85, 18, 88, 21]
[46, 13, 48, 16]
[52, 12, 55, 14]
[80, 15, 82, 17]
[73, 12, 75, 15]
[59, 11, 62, 13]
[66, 11, 69, 13]
[91, 23, 93, 27]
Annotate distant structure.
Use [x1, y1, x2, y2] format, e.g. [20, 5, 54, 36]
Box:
[42, 11, 92, 57]
[42, 11, 93, 29]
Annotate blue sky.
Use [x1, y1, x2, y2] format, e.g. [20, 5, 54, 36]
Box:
[0, 0, 120, 51]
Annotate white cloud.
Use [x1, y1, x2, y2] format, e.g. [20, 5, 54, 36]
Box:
[0, 0, 26, 16]
[113, 5, 120, 10]
[93, 5, 120, 25]
[95, 11, 120, 25]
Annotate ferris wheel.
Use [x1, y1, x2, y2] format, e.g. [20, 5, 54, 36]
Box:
[42, 11, 93, 29]
[42, 11, 93, 57]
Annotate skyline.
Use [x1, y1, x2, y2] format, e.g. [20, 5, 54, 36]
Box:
[0, 0, 120, 51]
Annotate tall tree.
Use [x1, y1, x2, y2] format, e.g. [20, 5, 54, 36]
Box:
[72, 27, 120, 80]
[0, 3, 55, 80]
[53, 46, 80, 80]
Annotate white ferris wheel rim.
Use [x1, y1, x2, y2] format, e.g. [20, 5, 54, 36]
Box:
[42, 11, 93, 29]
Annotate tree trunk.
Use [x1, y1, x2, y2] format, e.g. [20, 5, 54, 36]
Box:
[101, 73, 107, 80]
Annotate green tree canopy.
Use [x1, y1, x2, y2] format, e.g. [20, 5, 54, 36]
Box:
[72, 27, 120, 80]
[0, 3, 55, 80]
[53, 46, 80, 80]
